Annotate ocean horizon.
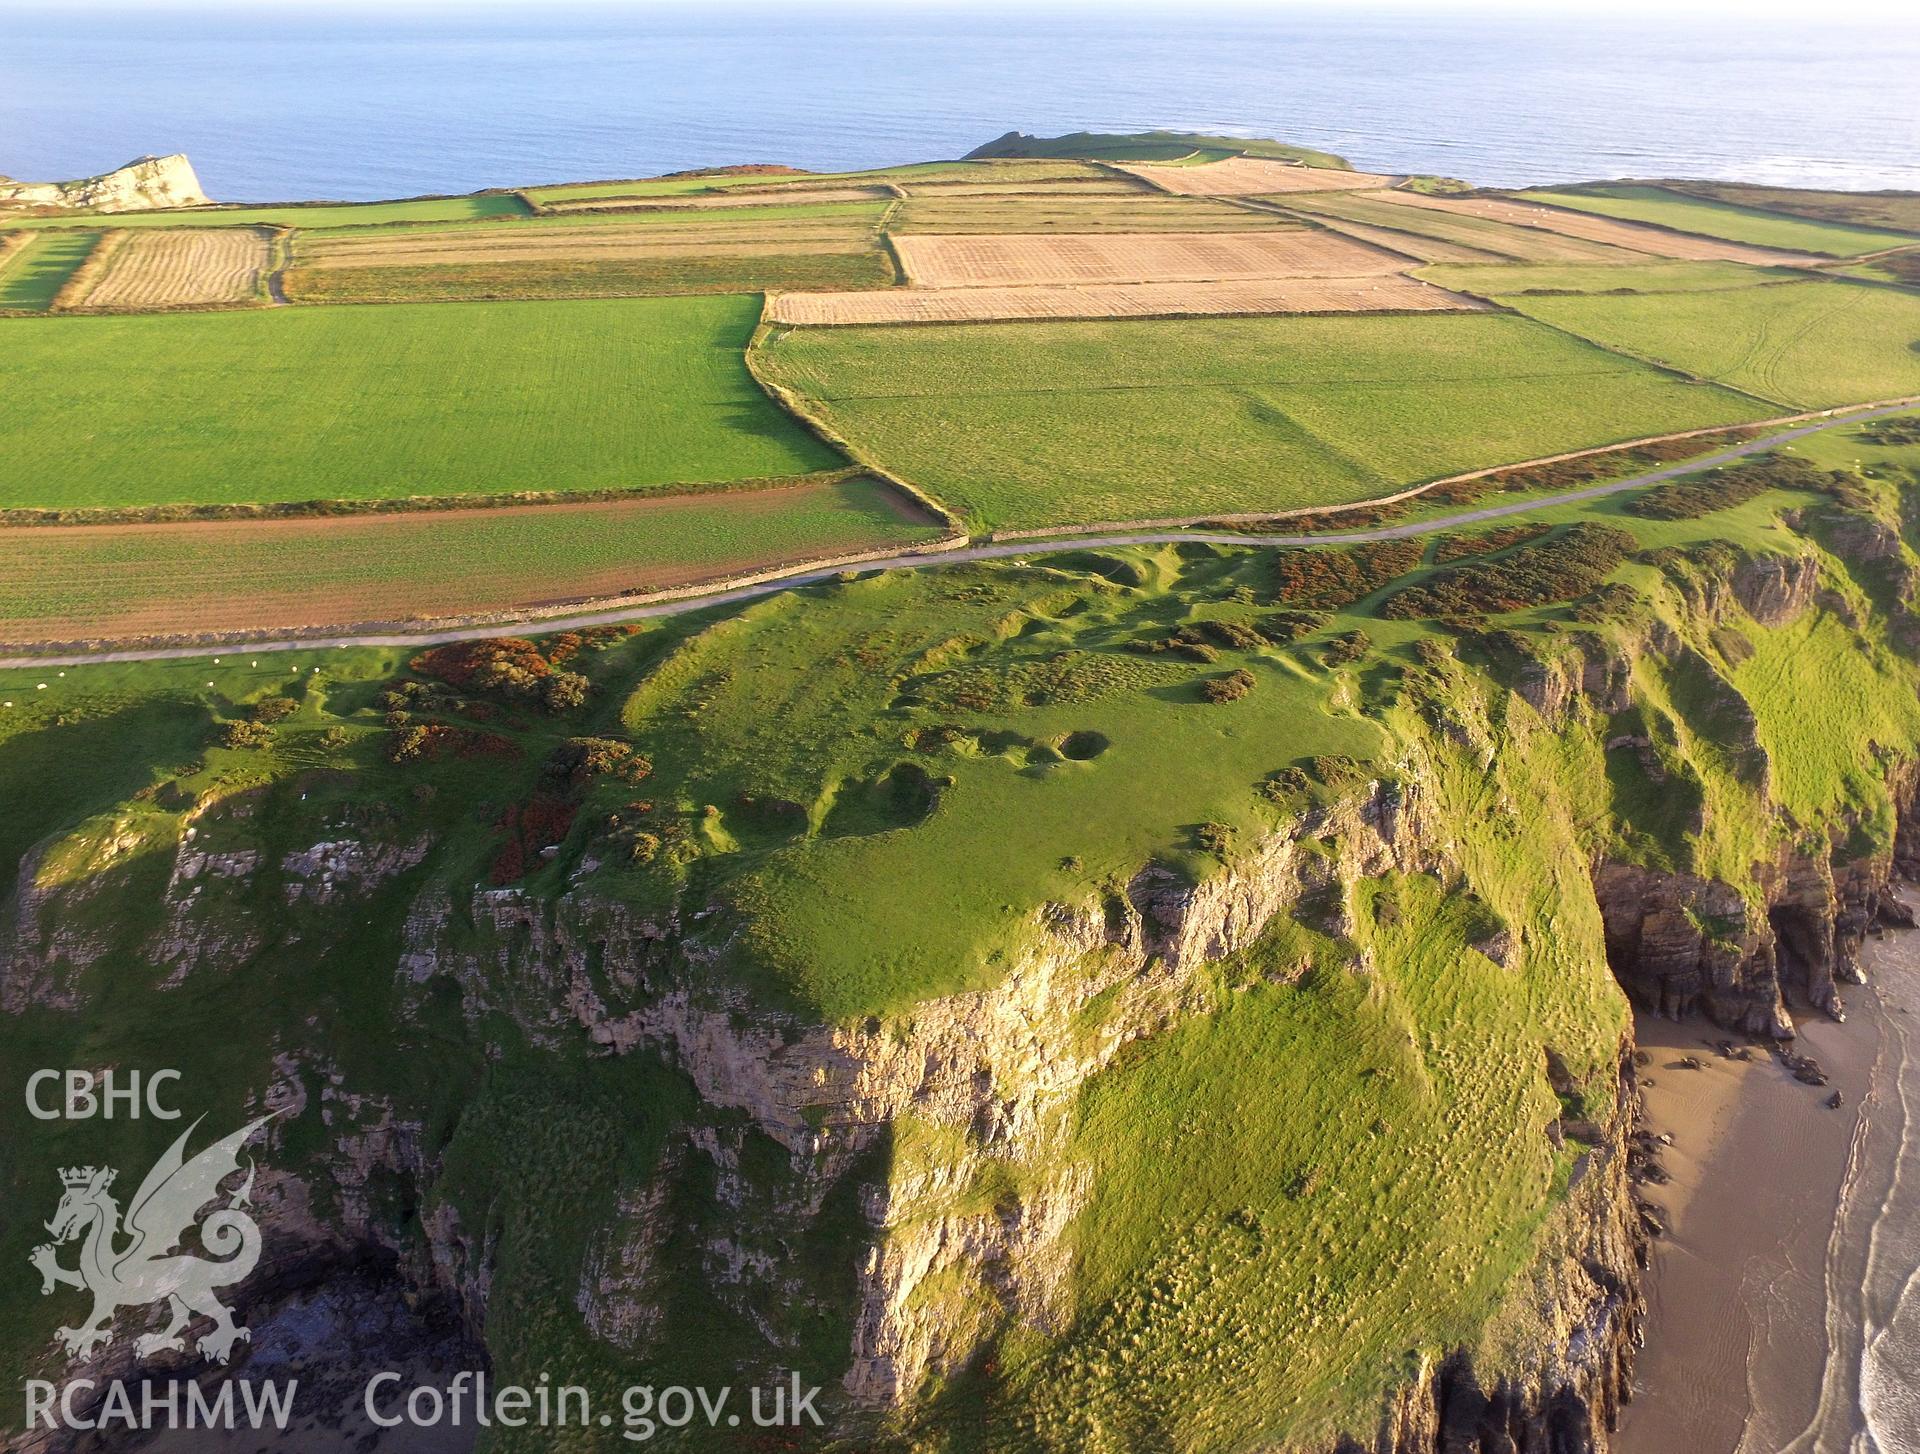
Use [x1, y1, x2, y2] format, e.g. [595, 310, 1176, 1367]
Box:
[4, 4, 1920, 202]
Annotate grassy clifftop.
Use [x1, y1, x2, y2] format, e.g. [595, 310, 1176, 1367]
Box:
[965, 129, 1354, 170]
[4, 414, 1920, 1447]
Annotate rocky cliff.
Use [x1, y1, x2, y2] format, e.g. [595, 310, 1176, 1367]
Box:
[7, 474, 1920, 1452]
[0, 153, 209, 211]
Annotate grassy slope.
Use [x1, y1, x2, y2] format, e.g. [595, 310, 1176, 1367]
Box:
[0, 193, 530, 231]
[965, 130, 1352, 171]
[0, 295, 838, 509]
[8, 429, 1920, 1448]
[757, 313, 1770, 530]
[1499, 279, 1920, 409]
[0, 477, 945, 641]
[1514, 184, 1917, 257]
[6, 416, 1920, 1446]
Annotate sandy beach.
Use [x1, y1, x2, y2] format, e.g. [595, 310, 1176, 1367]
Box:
[1618, 918, 1920, 1454]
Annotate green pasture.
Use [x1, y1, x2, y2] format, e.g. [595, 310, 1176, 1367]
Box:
[0, 230, 98, 310]
[0, 295, 838, 509]
[757, 313, 1771, 530]
[1500, 278, 1920, 408]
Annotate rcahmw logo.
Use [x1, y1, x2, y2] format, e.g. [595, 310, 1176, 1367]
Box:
[27, 1109, 278, 1363]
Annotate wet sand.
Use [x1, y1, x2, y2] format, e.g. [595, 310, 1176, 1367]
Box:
[1618, 921, 1920, 1454]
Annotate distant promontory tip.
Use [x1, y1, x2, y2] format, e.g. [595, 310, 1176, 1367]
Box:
[0, 153, 210, 213]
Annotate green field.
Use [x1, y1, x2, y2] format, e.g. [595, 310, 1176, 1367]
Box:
[0, 229, 98, 310]
[967, 129, 1353, 170]
[758, 313, 1772, 530]
[0, 476, 942, 641]
[1499, 279, 1920, 408]
[1514, 184, 1916, 257]
[284, 250, 892, 304]
[1419, 258, 1805, 298]
[0, 193, 531, 231]
[0, 295, 839, 510]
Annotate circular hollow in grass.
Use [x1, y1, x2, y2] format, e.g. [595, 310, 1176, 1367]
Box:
[1056, 731, 1110, 761]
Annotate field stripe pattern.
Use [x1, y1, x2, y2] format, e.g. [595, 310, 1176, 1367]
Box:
[0, 477, 947, 643]
[890, 230, 1407, 287]
[71, 227, 273, 309]
[767, 276, 1483, 324]
[1369, 191, 1826, 265]
[1122, 158, 1393, 195]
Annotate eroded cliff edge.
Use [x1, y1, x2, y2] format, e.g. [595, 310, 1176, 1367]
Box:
[6, 456, 1920, 1452]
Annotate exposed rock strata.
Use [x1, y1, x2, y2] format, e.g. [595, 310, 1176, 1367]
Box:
[1596, 759, 1920, 1035]
[0, 154, 209, 211]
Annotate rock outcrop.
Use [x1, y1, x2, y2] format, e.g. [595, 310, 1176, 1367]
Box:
[1597, 758, 1920, 1035]
[0, 153, 209, 212]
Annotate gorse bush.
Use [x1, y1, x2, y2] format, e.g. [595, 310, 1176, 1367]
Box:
[1626, 453, 1828, 520]
[1382, 524, 1636, 618]
[1274, 540, 1424, 609]
[1433, 524, 1548, 563]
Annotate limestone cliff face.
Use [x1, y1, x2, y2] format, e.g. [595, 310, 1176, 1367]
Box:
[392, 774, 1444, 1411]
[1591, 803, 1914, 1037]
[0, 153, 209, 211]
[7, 524, 1917, 1452]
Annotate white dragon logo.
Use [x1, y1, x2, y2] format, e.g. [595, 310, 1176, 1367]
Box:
[29, 1114, 276, 1364]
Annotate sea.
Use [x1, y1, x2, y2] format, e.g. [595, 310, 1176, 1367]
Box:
[2, 4, 1919, 203]
[1785, 935, 1920, 1454]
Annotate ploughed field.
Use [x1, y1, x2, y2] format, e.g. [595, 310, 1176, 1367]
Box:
[1120, 156, 1393, 195]
[5, 136, 1918, 639]
[0, 476, 943, 644]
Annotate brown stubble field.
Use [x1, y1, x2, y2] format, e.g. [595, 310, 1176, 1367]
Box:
[1121, 157, 1394, 195]
[765, 273, 1484, 324]
[889, 193, 1297, 233]
[890, 229, 1410, 287]
[65, 227, 275, 309]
